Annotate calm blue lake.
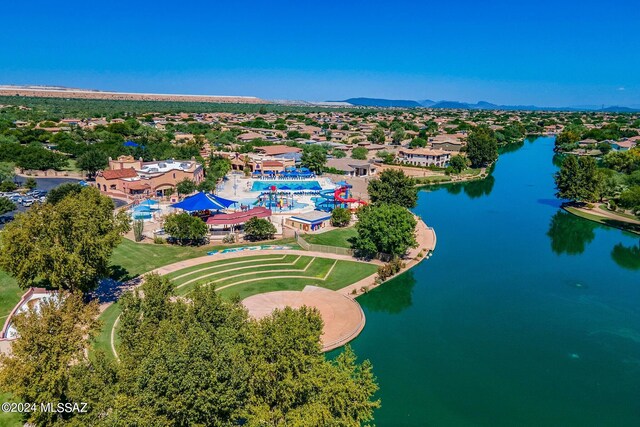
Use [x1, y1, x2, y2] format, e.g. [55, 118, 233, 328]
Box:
[347, 136, 640, 426]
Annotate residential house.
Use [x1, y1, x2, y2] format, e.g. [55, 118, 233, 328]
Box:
[397, 148, 450, 167]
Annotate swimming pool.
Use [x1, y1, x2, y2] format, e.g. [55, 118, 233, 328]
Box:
[251, 180, 322, 192]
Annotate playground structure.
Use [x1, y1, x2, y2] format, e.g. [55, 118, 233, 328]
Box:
[255, 185, 301, 211]
[315, 183, 367, 212]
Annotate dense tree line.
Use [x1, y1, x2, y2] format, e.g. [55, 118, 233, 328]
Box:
[0, 275, 380, 426]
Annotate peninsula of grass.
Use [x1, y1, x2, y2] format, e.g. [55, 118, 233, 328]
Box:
[564, 206, 640, 235]
[301, 227, 357, 248]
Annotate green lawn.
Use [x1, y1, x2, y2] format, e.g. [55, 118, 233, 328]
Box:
[109, 237, 298, 281]
[0, 271, 22, 322]
[0, 392, 21, 427]
[93, 303, 122, 357]
[302, 227, 357, 248]
[218, 260, 376, 299]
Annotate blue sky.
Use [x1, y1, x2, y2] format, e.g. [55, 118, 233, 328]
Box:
[1, 0, 638, 106]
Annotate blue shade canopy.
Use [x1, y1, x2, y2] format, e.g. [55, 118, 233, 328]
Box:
[123, 140, 140, 147]
[172, 192, 237, 211]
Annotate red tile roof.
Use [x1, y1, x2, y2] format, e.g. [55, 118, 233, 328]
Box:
[206, 207, 271, 226]
[262, 160, 284, 167]
[255, 145, 302, 155]
[101, 168, 138, 180]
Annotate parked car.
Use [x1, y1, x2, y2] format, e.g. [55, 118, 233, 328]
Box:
[21, 198, 35, 207]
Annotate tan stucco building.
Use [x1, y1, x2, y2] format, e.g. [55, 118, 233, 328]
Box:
[95, 156, 204, 197]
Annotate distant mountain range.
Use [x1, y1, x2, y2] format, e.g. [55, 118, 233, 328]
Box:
[332, 98, 423, 108]
[330, 97, 640, 112]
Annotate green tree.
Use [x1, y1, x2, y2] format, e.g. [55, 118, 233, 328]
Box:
[353, 203, 417, 258]
[331, 207, 351, 227]
[391, 127, 406, 144]
[207, 154, 232, 182]
[618, 186, 640, 214]
[368, 126, 386, 144]
[554, 155, 601, 203]
[466, 125, 498, 167]
[448, 155, 468, 174]
[0, 292, 100, 426]
[16, 145, 68, 171]
[0, 161, 15, 183]
[409, 137, 427, 148]
[76, 148, 108, 179]
[108, 280, 379, 426]
[0, 187, 130, 292]
[244, 216, 277, 241]
[351, 147, 368, 160]
[246, 308, 379, 425]
[0, 180, 17, 192]
[367, 169, 418, 208]
[46, 182, 84, 204]
[301, 145, 327, 174]
[176, 178, 197, 196]
[24, 177, 37, 190]
[378, 151, 395, 164]
[0, 196, 16, 215]
[331, 148, 347, 158]
[164, 212, 207, 244]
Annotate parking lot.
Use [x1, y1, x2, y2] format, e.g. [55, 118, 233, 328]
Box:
[1, 177, 127, 229]
[0, 177, 82, 229]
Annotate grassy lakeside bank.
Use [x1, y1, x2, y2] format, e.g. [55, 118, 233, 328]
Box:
[301, 227, 358, 248]
[564, 206, 640, 235]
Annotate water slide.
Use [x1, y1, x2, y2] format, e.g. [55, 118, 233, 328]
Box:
[314, 186, 367, 211]
[334, 186, 367, 206]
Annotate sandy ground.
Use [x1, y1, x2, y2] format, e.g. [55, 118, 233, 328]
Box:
[243, 286, 366, 351]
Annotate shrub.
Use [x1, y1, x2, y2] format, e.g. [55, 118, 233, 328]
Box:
[331, 207, 351, 227]
[244, 217, 276, 241]
[164, 212, 208, 245]
[376, 258, 406, 282]
[222, 233, 236, 244]
[153, 236, 165, 244]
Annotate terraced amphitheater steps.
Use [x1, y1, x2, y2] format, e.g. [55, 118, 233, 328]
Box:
[216, 259, 337, 291]
[175, 256, 309, 290]
[166, 255, 290, 281]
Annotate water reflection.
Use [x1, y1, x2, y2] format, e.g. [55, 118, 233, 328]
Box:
[611, 241, 640, 270]
[547, 210, 598, 255]
[358, 271, 416, 314]
[499, 139, 525, 154]
[552, 153, 565, 168]
[462, 175, 495, 199]
[439, 174, 496, 199]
